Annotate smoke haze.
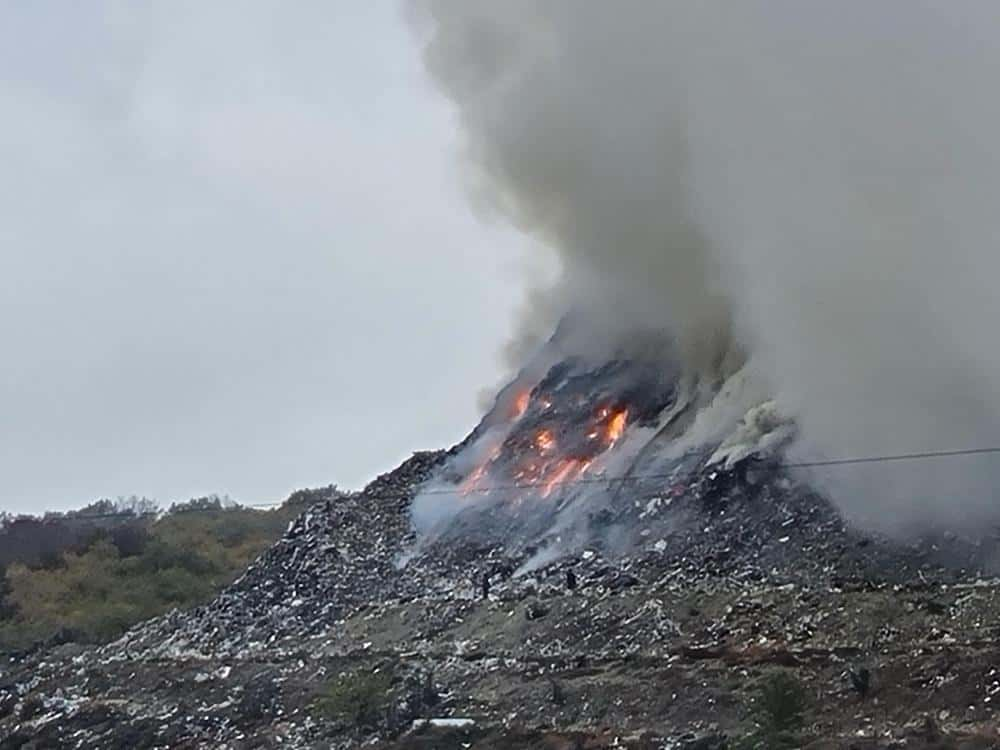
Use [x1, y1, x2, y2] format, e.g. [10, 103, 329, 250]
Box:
[414, 1, 1000, 531]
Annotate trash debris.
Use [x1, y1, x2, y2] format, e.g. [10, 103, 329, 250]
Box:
[4, 358, 1000, 748]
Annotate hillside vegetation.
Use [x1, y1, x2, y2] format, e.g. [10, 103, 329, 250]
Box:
[0, 494, 317, 653]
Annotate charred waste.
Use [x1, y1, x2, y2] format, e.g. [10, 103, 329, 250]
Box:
[5, 342, 1000, 749]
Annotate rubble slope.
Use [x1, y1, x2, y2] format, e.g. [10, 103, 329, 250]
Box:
[3, 358, 1000, 749]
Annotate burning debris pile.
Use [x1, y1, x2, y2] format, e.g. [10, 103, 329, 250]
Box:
[5, 353, 1000, 748]
[410, 350, 794, 562]
[454, 358, 674, 501]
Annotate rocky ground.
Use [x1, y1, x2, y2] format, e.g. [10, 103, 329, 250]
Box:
[2, 443, 1000, 749]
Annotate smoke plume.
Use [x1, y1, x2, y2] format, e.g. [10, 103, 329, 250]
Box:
[413, 1, 1000, 532]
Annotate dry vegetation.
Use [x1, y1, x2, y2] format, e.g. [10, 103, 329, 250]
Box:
[0, 497, 302, 652]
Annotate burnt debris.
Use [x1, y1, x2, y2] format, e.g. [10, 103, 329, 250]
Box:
[4, 356, 1000, 749]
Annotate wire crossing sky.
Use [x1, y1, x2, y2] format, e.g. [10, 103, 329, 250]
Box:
[21, 443, 1000, 522]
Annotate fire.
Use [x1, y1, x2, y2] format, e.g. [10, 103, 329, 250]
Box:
[510, 390, 531, 421]
[460, 445, 501, 495]
[606, 409, 628, 445]
[534, 429, 556, 454]
[540, 458, 592, 498]
[460, 464, 488, 495]
[458, 393, 632, 503]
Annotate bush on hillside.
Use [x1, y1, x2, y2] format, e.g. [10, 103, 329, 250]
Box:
[0, 502, 299, 653]
[313, 669, 396, 729]
[733, 670, 808, 750]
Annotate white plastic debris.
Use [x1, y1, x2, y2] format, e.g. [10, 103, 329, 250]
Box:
[411, 718, 477, 730]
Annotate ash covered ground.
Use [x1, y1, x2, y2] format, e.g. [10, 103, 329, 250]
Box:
[4, 356, 1000, 749]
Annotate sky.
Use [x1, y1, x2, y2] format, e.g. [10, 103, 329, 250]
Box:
[0, 1, 539, 514]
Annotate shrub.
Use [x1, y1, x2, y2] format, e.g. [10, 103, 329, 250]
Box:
[313, 669, 395, 730]
[734, 671, 808, 750]
[753, 671, 806, 732]
[108, 524, 151, 558]
[0, 503, 299, 653]
[0, 568, 13, 620]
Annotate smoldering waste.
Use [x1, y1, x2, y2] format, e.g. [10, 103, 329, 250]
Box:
[3, 357, 1000, 749]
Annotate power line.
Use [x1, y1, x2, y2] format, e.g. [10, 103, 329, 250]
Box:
[783, 445, 1000, 468]
[412, 444, 1000, 498]
[7, 444, 1000, 523]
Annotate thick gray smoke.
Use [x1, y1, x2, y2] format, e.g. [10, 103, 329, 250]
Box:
[411, 2, 737, 374]
[413, 1, 1000, 532]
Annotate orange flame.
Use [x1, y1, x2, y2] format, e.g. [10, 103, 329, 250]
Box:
[606, 409, 629, 445]
[534, 429, 556, 454]
[460, 465, 488, 496]
[510, 390, 531, 421]
[541, 459, 582, 498]
[461, 396, 631, 503]
[460, 445, 501, 496]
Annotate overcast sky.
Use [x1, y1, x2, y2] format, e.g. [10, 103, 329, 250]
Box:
[0, 1, 539, 514]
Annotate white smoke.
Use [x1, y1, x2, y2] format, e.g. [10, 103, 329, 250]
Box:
[412, 1, 1000, 532]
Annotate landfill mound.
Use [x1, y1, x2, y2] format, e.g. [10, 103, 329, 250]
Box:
[3, 356, 1000, 749]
